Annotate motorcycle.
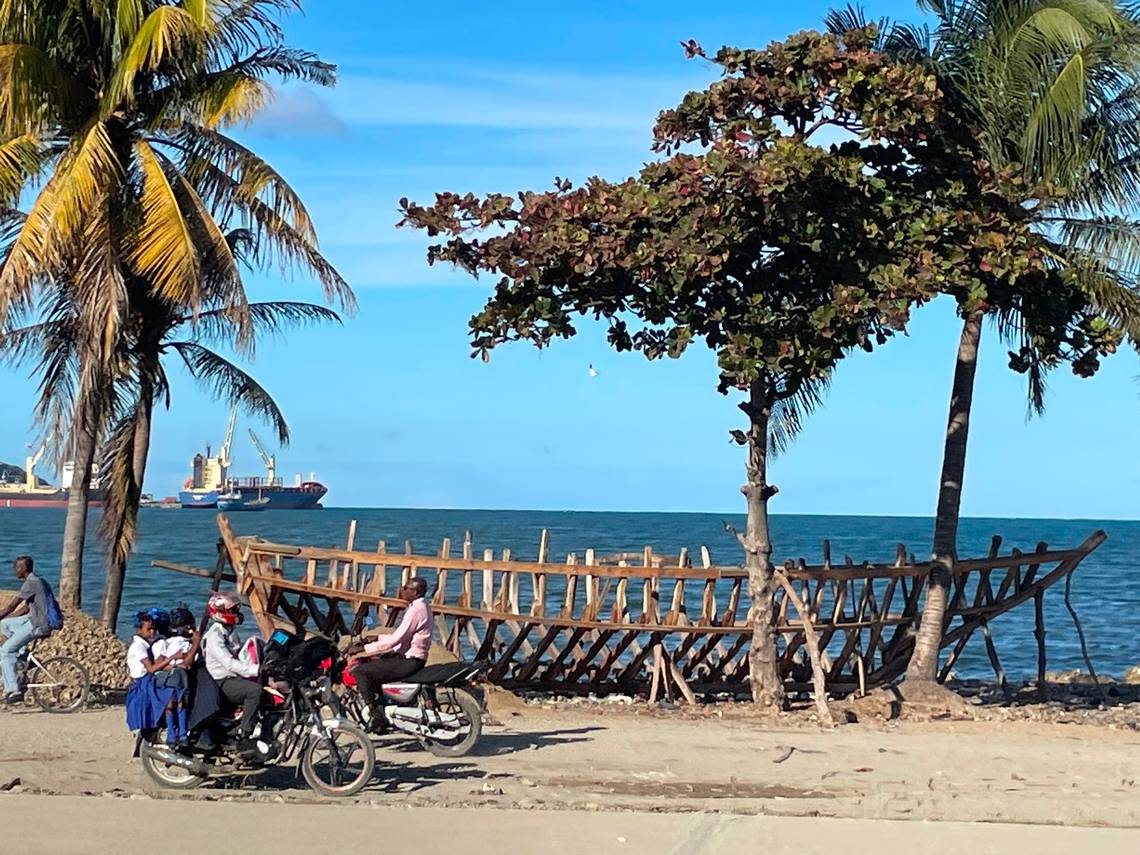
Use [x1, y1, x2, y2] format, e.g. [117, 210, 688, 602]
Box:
[336, 658, 487, 757]
[138, 631, 375, 797]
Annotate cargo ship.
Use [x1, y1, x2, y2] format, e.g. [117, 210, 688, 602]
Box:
[0, 446, 105, 509]
[178, 405, 327, 510]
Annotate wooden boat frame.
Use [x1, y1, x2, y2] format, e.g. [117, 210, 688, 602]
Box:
[155, 516, 1106, 701]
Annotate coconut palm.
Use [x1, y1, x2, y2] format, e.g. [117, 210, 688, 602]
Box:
[0, 1, 353, 608]
[827, 1, 1140, 683]
[2, 260, 340, 630]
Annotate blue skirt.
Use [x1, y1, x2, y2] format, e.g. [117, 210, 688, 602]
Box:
[126, 675, 174, 731]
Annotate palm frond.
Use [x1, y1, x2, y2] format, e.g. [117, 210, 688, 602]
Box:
[0, 44, 71, 133]
[104, 5, 202, 112]
[0, 133, 46, 204]
[130, 140, 202, 309]
[171, 340, 289, 442]
[768, 371, 832, 457]
[183, 299, 340, 351]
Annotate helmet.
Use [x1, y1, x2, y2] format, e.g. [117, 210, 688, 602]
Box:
[206, 591, 243, 626]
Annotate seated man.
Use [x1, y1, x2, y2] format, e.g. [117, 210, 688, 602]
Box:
[201, 592, 262, 750]
[349, 577, 432, 731]
[0, 556, 56, 703]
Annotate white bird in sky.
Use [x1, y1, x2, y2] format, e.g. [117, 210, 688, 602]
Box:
[587, 364, 598, 378]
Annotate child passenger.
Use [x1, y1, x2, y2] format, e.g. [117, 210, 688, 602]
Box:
[125, 612, 174, 734]
[152, 607, 200, 745]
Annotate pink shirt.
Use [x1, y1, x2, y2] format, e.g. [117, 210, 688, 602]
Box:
[363, 597, 432, 660]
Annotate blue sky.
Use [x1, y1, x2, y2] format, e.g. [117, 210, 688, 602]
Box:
[0, 0, 1136, 518]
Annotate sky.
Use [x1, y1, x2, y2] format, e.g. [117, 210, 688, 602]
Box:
[0, 0, 1136, 519]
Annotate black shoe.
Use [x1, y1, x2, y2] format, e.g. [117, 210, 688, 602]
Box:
[236, 737, 266, 763]
[2, 692, 24, 705]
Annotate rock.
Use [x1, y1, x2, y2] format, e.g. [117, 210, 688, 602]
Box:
[1046, 669, 1099, 685]
[1122, 666, 1140, 685]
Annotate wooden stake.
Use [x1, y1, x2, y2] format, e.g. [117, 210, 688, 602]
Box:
[1034, 589, 1047, 701]
[773, 569, 834, 726]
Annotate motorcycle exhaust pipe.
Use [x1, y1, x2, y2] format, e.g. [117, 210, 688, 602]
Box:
[148, 745, 210, 776]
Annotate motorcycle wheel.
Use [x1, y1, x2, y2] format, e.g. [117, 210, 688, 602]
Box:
[139, 732, 207, 790]
[426, 688, 482, 757]
[300, 721, 375, 797]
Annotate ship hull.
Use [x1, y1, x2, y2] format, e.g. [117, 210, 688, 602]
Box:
[181, 482, 326, 510]
[233, 482, 326, 509]
[0, 490, 105, 509]
[179, 490, 218, 509]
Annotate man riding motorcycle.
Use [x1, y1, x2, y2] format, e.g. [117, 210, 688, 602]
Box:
[200, 592, 262, 754]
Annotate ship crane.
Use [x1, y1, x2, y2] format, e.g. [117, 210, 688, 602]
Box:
[248, 429, 276, 486]
[23, 443, 45, 490]
[219, 402, 238, 471]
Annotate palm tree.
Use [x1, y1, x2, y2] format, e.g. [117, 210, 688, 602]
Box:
[827, 1, 1140, 683]
[96, 297, 339, 631]
[0, 1, 353, 608]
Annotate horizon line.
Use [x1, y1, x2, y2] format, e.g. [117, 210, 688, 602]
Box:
[313, 505, 1137, 524]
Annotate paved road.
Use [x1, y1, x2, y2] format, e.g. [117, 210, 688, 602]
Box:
[3, 795, 1139, 855]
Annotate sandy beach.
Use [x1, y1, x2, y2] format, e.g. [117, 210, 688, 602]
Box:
[1, 700, 1138, 853]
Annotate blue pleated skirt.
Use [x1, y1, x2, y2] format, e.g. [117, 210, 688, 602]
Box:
[126, 675, 174, 731]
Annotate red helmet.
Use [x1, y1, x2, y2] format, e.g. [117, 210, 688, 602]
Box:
[206, 591, 243, 626]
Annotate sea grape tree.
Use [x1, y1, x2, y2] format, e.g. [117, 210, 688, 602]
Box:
[400, 27, 1050, 707]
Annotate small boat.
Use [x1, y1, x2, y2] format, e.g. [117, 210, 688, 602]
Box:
[217, 491, 269, 512]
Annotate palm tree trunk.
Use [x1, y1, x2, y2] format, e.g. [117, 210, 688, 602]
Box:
[58, 392, 100, 609]
[906, 308, 983, 682]
[99, 396, 152, 632]
[741, 378, 784, 709]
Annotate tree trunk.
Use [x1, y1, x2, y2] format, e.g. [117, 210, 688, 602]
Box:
[58, 392, 100, 609]
[741, 378, 784, 709]
[99, 396, 152, 632]
[906, 308, 983, 682]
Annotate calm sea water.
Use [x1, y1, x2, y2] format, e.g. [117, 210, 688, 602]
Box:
[0, 508, 1136, 680]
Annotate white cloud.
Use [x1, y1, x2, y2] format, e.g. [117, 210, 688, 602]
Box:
[249, 87, 348, 137]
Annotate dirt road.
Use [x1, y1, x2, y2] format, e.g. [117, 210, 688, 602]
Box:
[1, 703, 1138, 852]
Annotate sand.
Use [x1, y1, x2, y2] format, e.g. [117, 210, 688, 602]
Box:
[1, 699, 1138, 853]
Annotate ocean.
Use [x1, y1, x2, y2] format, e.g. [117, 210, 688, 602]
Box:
[1, 508, 1136, 680]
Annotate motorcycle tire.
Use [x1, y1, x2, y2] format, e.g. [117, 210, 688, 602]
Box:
[139, 735, 207, 790]
[300, 720, 375, 797]
[426, 688, 483, 758]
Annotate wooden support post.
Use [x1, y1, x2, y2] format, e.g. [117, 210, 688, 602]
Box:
[435, 537, 451, 603]
[346, 519, 357, 551]
[1035, 589, 1047, 701]
[773, 569, 834, 726]
[584, 549, 596, 620]
[562, 554, 578, 618]
[482, 548, 494, 610]
[403, 540, 414, 586]
[979, 619, 1010, 698]
[371, 541, 387, 596]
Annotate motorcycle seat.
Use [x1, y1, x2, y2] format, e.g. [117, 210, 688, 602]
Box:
[401, 662, 474, 685]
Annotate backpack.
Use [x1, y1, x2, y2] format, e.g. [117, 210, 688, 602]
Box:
[43, 590, 64, 633]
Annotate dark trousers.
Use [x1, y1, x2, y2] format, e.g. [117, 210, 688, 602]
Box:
[219, 676, 261, 736]
[351, 654, 425, 706]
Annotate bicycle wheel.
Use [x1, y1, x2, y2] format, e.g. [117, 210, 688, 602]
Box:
[27, 656, 89, 713]
[300, 721, 375, 797]
[425, 688, 482, 757]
